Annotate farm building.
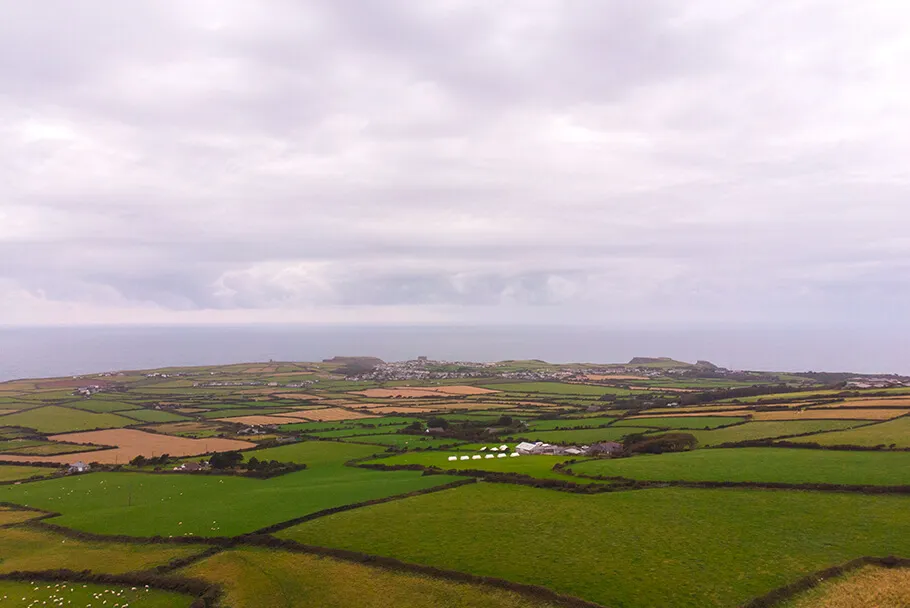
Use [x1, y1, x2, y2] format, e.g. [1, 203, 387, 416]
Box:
[589, 441, 624, 456]
[67, 461, 90, 474]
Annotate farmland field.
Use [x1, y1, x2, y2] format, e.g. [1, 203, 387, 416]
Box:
[343, 433, 467, 449]
[0, 506, 42, 525]
[780, 565, 910, 608]
[119, 408, 192, 423]
[66, 399, 143, 413]
[0, 580, 194, 608]
[511, 427, 644, 444]
[614, 416, 746, 429]
[524, 415, 616, 430]
[0, 467, 460, 537]
[280, 483, 910, 608]
[686, 420, 865, 446]
[0, 526, 204, 574]
[567, 448, 910, 486]
[480, 382, 631, 396]
[787, 415, 910, 447]
[0, 406, 134, 434]
[183, 546, 564, 608]
[363, 451, 585, 481]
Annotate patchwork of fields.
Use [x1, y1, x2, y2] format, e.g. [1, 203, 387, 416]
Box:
[0, 361, 908, 608]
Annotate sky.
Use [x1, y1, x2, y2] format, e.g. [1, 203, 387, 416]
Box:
[2, 1, 909, 328]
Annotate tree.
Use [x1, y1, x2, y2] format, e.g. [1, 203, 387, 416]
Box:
[209, 451, 244, 469]
[129, 455, 147, 467]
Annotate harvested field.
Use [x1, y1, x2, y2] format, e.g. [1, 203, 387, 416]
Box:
[355, 406, 442, 414]
[781, 565, 910, 608]
[0, 506, 43, 525]
[297, 408, 378, 421]
[629, 411, 754, 419]
[145, 421, 222, 436]
[641, 405, 757, 414]
[216, 414, 311, 425]
[0, 429, 254, 464]
[433, 385, 499, 395]
[749, 409, 908, 421]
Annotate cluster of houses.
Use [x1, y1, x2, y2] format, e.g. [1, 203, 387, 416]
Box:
[514, 441, 624, 456]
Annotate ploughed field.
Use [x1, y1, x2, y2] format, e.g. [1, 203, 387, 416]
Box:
[2, 362, 910, 608]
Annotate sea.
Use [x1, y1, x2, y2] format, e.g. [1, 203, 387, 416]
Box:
[0, 325, 907, 382]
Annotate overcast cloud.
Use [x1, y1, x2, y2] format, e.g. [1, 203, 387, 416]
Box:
[2, 0, 909, 327]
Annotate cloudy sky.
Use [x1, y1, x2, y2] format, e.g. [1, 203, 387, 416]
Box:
[2, 1, 909, 328]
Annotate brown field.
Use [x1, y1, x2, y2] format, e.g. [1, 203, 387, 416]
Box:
[641, 405, 755, 414]
[750, 409, 909, 421]
[585, 374, 649, 381]
[432, 386, 499, 395]
[0, 429, 254, 465]
[0, 507, 42, 526]
[353, 388, 449, 398]
[296, 408, 378, 421]
[216, 415, 311, 426]
[145, 421, 222, 435]
[273, 393, 324, 400]
[783, 565, 910, 608]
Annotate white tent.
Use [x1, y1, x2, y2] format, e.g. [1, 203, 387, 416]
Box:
[447, 456, 458, 461]
[479, 446, 487, 451]
[460, 456, 470, 461]
[497, 453, 507, 458]
[499, 445, 508, 451]
[472, 455, 482, 460]
[490, 447, 499, 452]
[484, 454, 495, 459]
[509, 452, 520, 457]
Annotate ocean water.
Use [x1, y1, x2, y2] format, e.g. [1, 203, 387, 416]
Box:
[0, 325, 907, 382]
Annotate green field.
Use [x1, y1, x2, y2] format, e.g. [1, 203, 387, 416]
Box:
[612, 416, 746, 429]
[198, 407, 291, 419]
[568, 448, 910, 486]
[0, 580, 193, 608]
[511, 427, 643, 444]
[787, 415, 910, 448]
[1, 442, 460, 537]
[687, 420, 865, 446]
[343, 434, 466, 449]
[525, 416, 617, 430]
[66, 399, 143, 413]
[0, 526, 203, 574]
[364, 451, 587, 482]
[183, 546, 563, 608]
[119, 409, 192, 423]
[307, 424, 409, 438]
[280, 483, 910, 608]
[0, 406, 134, 434]
[0, 465, 56, 482]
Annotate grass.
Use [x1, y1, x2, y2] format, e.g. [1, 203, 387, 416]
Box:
[1, 442, 104, 456]
[306, 424, 409, 438]
[0, 465, 57, 483]
[119, 409, 192, 423]
[182, 546, 564, 608]
[788, 416, 910, 448]
[363, 451, 584, 482]
[0, 526, 203, 574]
[612, 416, 746, 429]
[342, 434, 466, 449]
[687, 420, 865, 446]
[780, 565, 910, 608]
[1, 441, 460, 538]
[0, 406, 134, 434]
[511, 427, 644, 444]
[279, 483, 910, 608]
[66, 399, 143, 413]
[568, 448, 910, 486]
[0, 580, 194, 608]
[0, 507, 42, 525]
[524, 416, 616, 430]
[198, 407, 291, 419]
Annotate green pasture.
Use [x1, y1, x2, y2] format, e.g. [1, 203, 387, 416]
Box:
[243, 440, 382, 465]
[0, 526, 203, 574]
[198, 407, 292, 419]
[0, 406, 134, 434]
[787, 416, 910, 448]
[119, 409, 192, 423]
[481, 382, 632, 396]
[525, 416, 617, 430]
[0, 465, 56, 482]
[344, 434, 466, 449]
[307, 424, 409, 438]
[0, 580, 193, 608]
[183, 546, 563, 608]
[687, 420, 867, 446]
[612, 416, 746, 430]
[280, 483, 910, 608]
[1, 467, 459, 538]
[66, 399, 143, 413]
[568, 448, 910, 486]
[0, 441, 104, 456]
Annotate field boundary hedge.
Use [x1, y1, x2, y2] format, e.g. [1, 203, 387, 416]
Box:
[0, 568, 222, 608]
[239, 534, 608, 608]
[742, 555, 910, 608]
